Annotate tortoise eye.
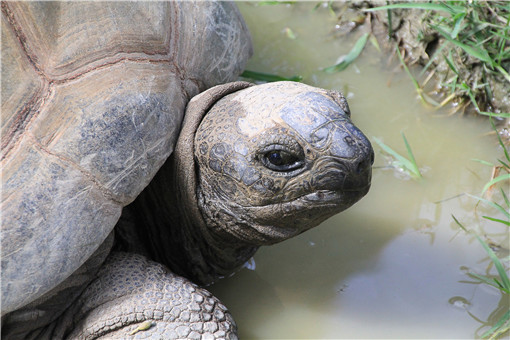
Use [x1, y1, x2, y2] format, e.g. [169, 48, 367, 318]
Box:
[267, 150, 294, 166]
[261, 149, 304, 172]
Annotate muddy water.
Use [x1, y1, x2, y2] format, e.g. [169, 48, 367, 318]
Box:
[210, 3, 509, 339]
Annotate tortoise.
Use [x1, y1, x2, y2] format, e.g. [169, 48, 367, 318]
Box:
[1, 1, 373, 339]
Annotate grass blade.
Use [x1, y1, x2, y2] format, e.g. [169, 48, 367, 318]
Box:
[402, 132, 423, 179]
[492, 119, 510, 163]
[452, 216, 509, 340]
[467, 194, 510, 220]
[396, 47, 420, 92]
[284, 27, 297, 40]
[452, 214, 467, 232]
[444, 50, 460, 75]
[373, 136, 422, 179]
[362, 3, 463, 15]
[453, 215, 510, 293]
[472, 158, 495, 167]
[495, 65, 510, 84]
[482, 309, 510, 339]
[387, 8, 393, 39]
[482, 216, 510, 226]
[472, 237, 510, 293]
[257, 1, 296, 5]
[498, 159, 510, 170]
[241, 70, 302, 82]
[477, 111, 510, 118]
[501, 188, 510, 208]
[433, 25, 494, 66]
[452, 215, 468, 233]
[468, 272, 506, 291]
[324, 33, 369, 73]
[373, 137, 414, 169]
[450, 13, 466, 39]
[395, 47, 439, 106]
[482, 173, 510, 195]
[369, 34, 381, 52]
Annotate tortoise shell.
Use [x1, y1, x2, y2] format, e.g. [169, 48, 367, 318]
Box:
[1, 1, 251, 314]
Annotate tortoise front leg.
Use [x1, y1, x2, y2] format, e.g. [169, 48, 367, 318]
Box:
[62, 252, 237, 339]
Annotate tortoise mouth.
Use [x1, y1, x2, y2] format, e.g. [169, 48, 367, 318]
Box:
[301, 184, 371, 203]
[237, 183, 371, 245]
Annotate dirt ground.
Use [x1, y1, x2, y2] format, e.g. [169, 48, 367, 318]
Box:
[331, 1, 509, 140]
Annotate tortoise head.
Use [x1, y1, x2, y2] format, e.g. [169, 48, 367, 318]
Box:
[192, 81, 373, 245]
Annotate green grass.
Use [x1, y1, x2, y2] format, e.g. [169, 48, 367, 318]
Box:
[240, 70, 303, 83]
[256, 1, 296, 5]
[323, 33, 370, 73]
[395, 46, 440, 107]
[453, 168, 509, 339]
[323, 32, 381, 74]
[478, 120, 510, 195]
[364, 3, 466, 15]
[365, 1, 510, 118]
[453, 216, 509, 295]
[452, 121, 510, 339]
[453, 215, 510, 339]
[373, 133, 423, 180]
[482, 174, 510, 196]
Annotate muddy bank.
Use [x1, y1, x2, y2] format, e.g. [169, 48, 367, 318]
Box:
[330, 1, 509, 137]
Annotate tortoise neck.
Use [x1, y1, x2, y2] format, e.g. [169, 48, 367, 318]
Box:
[131, 81, 258, 285]
[165, 82, 258, 283]
[124, 154, 257, 285]
[175, 178, 259, 284]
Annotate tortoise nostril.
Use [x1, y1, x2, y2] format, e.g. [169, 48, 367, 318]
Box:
[356, 159, 366, 174]
[355, 151, 373, 174]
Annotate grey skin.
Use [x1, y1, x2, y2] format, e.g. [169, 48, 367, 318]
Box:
[1, 2, 373, 339]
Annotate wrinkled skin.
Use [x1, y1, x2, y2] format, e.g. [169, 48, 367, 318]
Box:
[195, 82, 373, 246]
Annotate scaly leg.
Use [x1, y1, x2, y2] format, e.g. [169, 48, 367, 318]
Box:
[60, 252, 237, 339]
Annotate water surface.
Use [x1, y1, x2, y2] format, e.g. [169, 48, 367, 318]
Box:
[211, 3, 509, 339]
